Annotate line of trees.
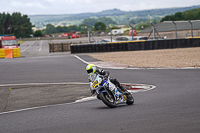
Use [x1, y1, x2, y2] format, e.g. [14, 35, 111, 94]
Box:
[160, 8, 200, 22]
[43, 24, 89, 35]
[43, 22, 108, 35]
[41, 7, 200, 36]
[82, 17, 117, 26]
[0, 12, 32, 38]
[42, 20, 153, 35]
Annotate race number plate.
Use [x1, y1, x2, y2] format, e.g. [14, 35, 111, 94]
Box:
[108, 82, 116, 91]
[92, 80, 99, 89]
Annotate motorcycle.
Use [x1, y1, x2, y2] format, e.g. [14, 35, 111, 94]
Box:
[89, 74, 134, 108]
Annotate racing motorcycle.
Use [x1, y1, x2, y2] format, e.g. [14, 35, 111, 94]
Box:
[89, 74, 134, 108]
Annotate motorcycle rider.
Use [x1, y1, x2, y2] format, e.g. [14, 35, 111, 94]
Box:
[86, 64, 128, 95]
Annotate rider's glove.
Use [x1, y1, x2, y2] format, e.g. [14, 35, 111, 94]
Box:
[104, 74, 108, 79]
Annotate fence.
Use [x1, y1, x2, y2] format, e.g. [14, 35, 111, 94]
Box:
[19, 34, 108, 41]
[70, 38, 200, 53]
[49, 41, 88, 53]
[21, 37, 69, 41]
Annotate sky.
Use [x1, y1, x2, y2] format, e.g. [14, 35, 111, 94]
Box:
[1, 0, 200, 15]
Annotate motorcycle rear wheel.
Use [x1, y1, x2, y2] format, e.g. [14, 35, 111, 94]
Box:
[99, 92, 116, 108]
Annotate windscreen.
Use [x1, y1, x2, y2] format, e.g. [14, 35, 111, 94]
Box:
[2, 40, 17, 46]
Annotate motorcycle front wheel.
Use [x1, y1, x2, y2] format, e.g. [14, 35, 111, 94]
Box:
[99, 92, 116, 108]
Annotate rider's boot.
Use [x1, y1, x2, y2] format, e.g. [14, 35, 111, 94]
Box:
[110, 78, 129, 95]
[118, 85, 129, 95]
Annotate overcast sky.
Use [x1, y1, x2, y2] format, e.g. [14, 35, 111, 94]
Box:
[1, 0, 200, 15]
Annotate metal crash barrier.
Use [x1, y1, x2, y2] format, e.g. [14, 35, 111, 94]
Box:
[0, 48, 21, 58]
[70, 38, 200, 54]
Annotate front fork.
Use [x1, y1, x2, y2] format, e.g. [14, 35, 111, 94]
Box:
[97, 86, 117, 102]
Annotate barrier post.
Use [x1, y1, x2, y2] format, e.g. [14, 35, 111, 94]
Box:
[62, 43, 64, 52]
[49, 43, 51, 53]
[52, 43, 54, 53]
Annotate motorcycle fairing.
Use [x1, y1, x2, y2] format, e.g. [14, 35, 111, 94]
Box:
[89, 74, 127, 104]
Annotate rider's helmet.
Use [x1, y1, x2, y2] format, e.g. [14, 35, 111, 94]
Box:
[86, 64, 96, 76]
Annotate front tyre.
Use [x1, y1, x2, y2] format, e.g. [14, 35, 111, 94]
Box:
[99, 92, 116, 108]
[126, 93, 134, 105]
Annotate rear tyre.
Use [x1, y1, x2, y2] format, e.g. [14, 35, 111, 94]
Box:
[126, 93, 134, 105]
[99, 92, 116, 108]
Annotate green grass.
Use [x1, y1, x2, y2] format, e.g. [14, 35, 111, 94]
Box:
[17, 41, 25, 44]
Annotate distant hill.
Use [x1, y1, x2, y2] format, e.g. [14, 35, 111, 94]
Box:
[96, 8, 127, 15]
[29, 8, 127, 22]
[29, 5, 200, 29]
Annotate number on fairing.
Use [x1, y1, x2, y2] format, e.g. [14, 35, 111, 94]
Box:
[109, 82, 116, 91]
[92, 80, 99, 88]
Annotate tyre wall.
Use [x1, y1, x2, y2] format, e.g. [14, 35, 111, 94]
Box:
[70, 38, 200, 53]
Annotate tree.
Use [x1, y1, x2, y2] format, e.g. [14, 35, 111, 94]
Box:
[82, 18, 97, 26]
[33, 30, 43, 37]
[94, 22, 106, 32]
[129, 19, 136, 25]
[98, 17, 117, 25]
[46, 24, 57, 34]
[79, 24, 88, 31]
[56, 26, 63, 33]
[135, 22, 151, 30]
[82, 17, 117, 26]
[0, 12, 6, 35]
[160, 8, 200, 22]
[174, 12, 183, 20]
[5, 13, 11, 34]
[0, 12, 32, 38]
[110, 26, 121, 30]
[160, 15, 172, 22]
[20, 15, 33, 37]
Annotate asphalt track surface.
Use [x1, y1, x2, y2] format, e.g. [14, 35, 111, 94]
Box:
[0, 40, 200, 133]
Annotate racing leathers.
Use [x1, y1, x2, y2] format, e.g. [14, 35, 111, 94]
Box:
[88, 69, 127, 95]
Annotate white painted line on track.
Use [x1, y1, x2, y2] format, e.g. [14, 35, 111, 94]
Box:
[0, 82, 89, 87]
[0, 82, 89, 115]
[73, 55, 89, 64]
[75, 84, 156, 102]
[73, 55, 126, 69]
[0, 82, 156, 115]
[126, 67, 200, 70]
[74, 55, 108, 68]
[21, 41, 35, 52]
[39, 40, 43, 51]
[74, 55, 200, 70]
[0, 101, 77, 115]
[75, 97, 97, 103]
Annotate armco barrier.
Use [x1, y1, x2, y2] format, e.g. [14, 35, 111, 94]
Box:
[0, 48, 21, 58]
[70, 38, 200, 54]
